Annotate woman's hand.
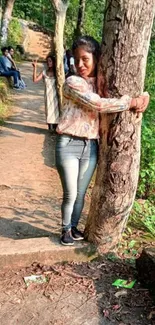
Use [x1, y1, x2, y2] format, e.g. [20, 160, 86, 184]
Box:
[130, 92, 150, 113]
[32, 60, 37, 68]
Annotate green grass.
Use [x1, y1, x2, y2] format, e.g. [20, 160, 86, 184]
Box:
[0, 79, 11, 124]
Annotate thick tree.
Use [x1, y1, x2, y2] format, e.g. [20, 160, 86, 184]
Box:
[1, 0, 16, 44]
[50, 0, 69, 110]
[85, 0, 155, 252]
[74, 0, 86, 38]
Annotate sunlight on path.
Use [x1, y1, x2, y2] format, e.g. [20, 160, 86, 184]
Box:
[0, 62, 62, 240]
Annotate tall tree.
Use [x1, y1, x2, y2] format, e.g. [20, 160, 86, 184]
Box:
[74, 0, 86, 38]
[0, 0, 2, 31]
[85, 0, 155, 252]
[50, 0, 69, 110]
[1, 0, 16, 44]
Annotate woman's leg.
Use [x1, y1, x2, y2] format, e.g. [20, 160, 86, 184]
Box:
[57, 158, 79, 230]
[71, 140, 98, 229]
[56, 135, 80, 231]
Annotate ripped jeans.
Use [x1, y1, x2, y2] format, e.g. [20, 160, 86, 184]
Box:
[55, 134, 98, 231]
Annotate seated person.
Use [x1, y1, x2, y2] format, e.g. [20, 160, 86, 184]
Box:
[7, 46, 26, 89]
[0, 47, 21, 89]
[7, 46, 18, 70]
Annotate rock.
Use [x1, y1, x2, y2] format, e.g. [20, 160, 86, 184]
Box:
[136, 247, 155, 298]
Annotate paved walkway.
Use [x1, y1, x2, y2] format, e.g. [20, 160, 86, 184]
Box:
[0, 62, 63, 241]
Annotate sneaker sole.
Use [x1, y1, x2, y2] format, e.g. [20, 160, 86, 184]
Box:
[61, 240, 74, 246]
[72, 236, 84, 241]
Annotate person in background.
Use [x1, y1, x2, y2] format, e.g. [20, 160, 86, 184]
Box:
[64, 47, 69, 75]
[7, 46, 18, 70]
[0, 47, 21, 89]
[7, 46, 26, 89]
[55, 35, 150, 246]
[32, 54, 59, 132]
[64, 48, 76, 77]
[65, 49, 76, 76]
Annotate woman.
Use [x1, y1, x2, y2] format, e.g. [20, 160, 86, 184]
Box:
[7, 46, 18, 70]
[56, 35, 149, 246]
[32, 55, 59, 132]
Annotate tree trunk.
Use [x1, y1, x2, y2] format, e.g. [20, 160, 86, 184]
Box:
[85, 0, 155, 252]
[1, 0, 15, 44]
[50, 0, 69, 111]
[74, 0, 86, 38]
[0, 0, 2, 32]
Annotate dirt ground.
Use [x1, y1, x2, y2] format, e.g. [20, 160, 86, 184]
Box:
[0, 62, 155, 325]
[0, 257, 154, 325]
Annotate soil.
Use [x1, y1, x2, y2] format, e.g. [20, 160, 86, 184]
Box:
[0, 40, 154, 324]
[0, 258, 154, 325]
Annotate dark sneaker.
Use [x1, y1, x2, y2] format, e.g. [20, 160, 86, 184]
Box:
[61, 229, 74, 246]
[13, 86, 21, 90]
[71, 227, 84, 241]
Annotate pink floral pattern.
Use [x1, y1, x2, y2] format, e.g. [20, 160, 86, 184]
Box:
[56, 76, 131, 139]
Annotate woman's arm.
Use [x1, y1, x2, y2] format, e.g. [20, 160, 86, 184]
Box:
[63, 76, 149, 113]
[32, 60, 43, 83]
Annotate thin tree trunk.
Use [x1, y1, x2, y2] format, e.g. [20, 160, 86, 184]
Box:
[74, 0, 86, 38]
[1, 0, 15, 45]
[50, 0, 69, 111]
[0, 0, 2, 32]
[85, 0, 155, 252]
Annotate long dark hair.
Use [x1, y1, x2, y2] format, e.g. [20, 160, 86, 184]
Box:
[72, 35, 101, 64]
[46, 54, 56, 76]
[72, 35, 108, 97]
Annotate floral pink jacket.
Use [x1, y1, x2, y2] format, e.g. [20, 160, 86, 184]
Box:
[56, 75, 131, 139]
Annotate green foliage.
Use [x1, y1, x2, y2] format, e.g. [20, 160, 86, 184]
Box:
[64, 0, 105, 47]
[7, 18, 23, 47]
[84, 0, 105, 42]
[137, 39, 155, 200]
[13, 0, 55, 31]
[118, 200, 155, 258]
[12, 0, 105, 48]
[128, 200, 155, 239]
[0, 79, 10, 124]
[64, 0, 79, 46]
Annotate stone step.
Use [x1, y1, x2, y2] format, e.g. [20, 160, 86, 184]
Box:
[0, 236, 97, 270]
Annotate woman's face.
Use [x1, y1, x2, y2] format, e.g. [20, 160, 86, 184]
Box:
[47, 57, 53, 68]
[74, 46, 96, 78]
[9, 48, 14, 56]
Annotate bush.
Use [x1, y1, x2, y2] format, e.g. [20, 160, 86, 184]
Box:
[137, 39, 155, 200]
[0, 78, 10, 125]
[7, 18, 23, 48]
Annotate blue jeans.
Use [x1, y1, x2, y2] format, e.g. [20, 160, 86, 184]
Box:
[56, 134, 98, 231]
[0, 70, 19, 85]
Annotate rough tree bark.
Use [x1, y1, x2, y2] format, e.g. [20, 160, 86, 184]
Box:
[74, 0, 86, 38]
[1, 0, 15, 44]
[85, 0, 155, 252]
[50, 0, 69, 111]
